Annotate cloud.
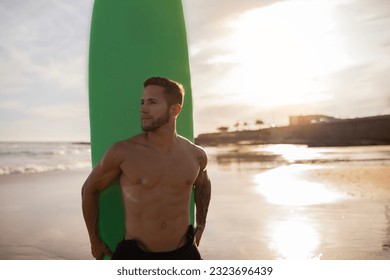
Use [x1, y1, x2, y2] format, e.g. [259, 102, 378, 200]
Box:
[186, 0, 390, 134]
[183, 0, 279, 98]
[30, 103, 88, 119]
[0, 1, 91, 92]
[0, 0, 93, 141]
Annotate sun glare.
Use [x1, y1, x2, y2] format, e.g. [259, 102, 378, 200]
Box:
[262, 144, 319, 163]
[254, 165, 343, 206]
[268, 217, 321, 259]
[213, 1, 352, 107]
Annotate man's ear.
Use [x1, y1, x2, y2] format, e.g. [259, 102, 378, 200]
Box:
[170, 104, 182, 118]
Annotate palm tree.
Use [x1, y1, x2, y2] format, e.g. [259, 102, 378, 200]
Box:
[255, 119, 264, 129]
[234, 121, 240, 131]
[217, 126, 229, 133]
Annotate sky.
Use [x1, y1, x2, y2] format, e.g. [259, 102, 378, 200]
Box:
[1, 0, 390, 141]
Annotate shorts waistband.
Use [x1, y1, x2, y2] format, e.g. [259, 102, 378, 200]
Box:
[121, 225, 195, 255]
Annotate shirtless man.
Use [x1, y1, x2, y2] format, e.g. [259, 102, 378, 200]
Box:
[82, 77, 211, 260]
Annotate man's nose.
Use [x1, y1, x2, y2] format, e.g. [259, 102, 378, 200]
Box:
[140, 104, 148, 114]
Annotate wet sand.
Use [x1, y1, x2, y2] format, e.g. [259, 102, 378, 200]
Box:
[201, 163, 390, 259]
[0, 163, 389, 259]
[0, 170, 92, 260]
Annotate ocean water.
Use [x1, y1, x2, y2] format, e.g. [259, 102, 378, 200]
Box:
[206, 143, 390, 170]
[0, 142, 91, 175]
[1, 142, 390, 176]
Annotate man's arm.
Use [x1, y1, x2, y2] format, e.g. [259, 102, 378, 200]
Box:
[81, 142, 123, 259]
[193, 148, 211, 246]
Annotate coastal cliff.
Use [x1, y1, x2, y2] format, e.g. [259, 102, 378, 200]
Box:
[195, 114, 390, 147]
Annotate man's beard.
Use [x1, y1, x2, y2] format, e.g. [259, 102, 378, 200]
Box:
[141, 111, 170, 132]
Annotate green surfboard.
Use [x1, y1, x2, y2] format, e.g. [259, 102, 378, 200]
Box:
[88, 0, 194, 259]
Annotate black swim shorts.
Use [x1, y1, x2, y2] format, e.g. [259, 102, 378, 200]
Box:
[111, 225, 202, 260]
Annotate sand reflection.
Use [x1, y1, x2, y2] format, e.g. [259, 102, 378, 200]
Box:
[268, 217, 321, 259]
[254, 164, 344, 205]
[263, 144, 319, 163]
[255, 164, 346, 259]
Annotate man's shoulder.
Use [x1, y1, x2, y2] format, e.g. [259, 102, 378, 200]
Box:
[111, 134, 147, 151]
[177, 136, 208, 160]
[178, 135, 199, 148]
[126, 133, 147, 145]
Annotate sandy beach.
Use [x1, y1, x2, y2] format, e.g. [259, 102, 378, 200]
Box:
[0, 169, 92, 260]
[0, 152, 390, 260]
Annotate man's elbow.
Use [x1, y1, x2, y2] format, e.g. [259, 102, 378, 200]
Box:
[81, 179, 91, 199]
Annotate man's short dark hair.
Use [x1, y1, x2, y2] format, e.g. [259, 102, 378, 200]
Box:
[143, 77, 185, 106]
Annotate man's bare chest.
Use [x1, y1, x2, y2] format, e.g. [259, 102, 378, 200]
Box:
[119, 149, 200, 189]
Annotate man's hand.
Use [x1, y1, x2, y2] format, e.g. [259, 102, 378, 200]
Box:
[195, 225, 205, 246]
[91, 238, 113, 260]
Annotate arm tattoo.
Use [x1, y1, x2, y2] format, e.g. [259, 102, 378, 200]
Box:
[195, 174, 211, 227]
